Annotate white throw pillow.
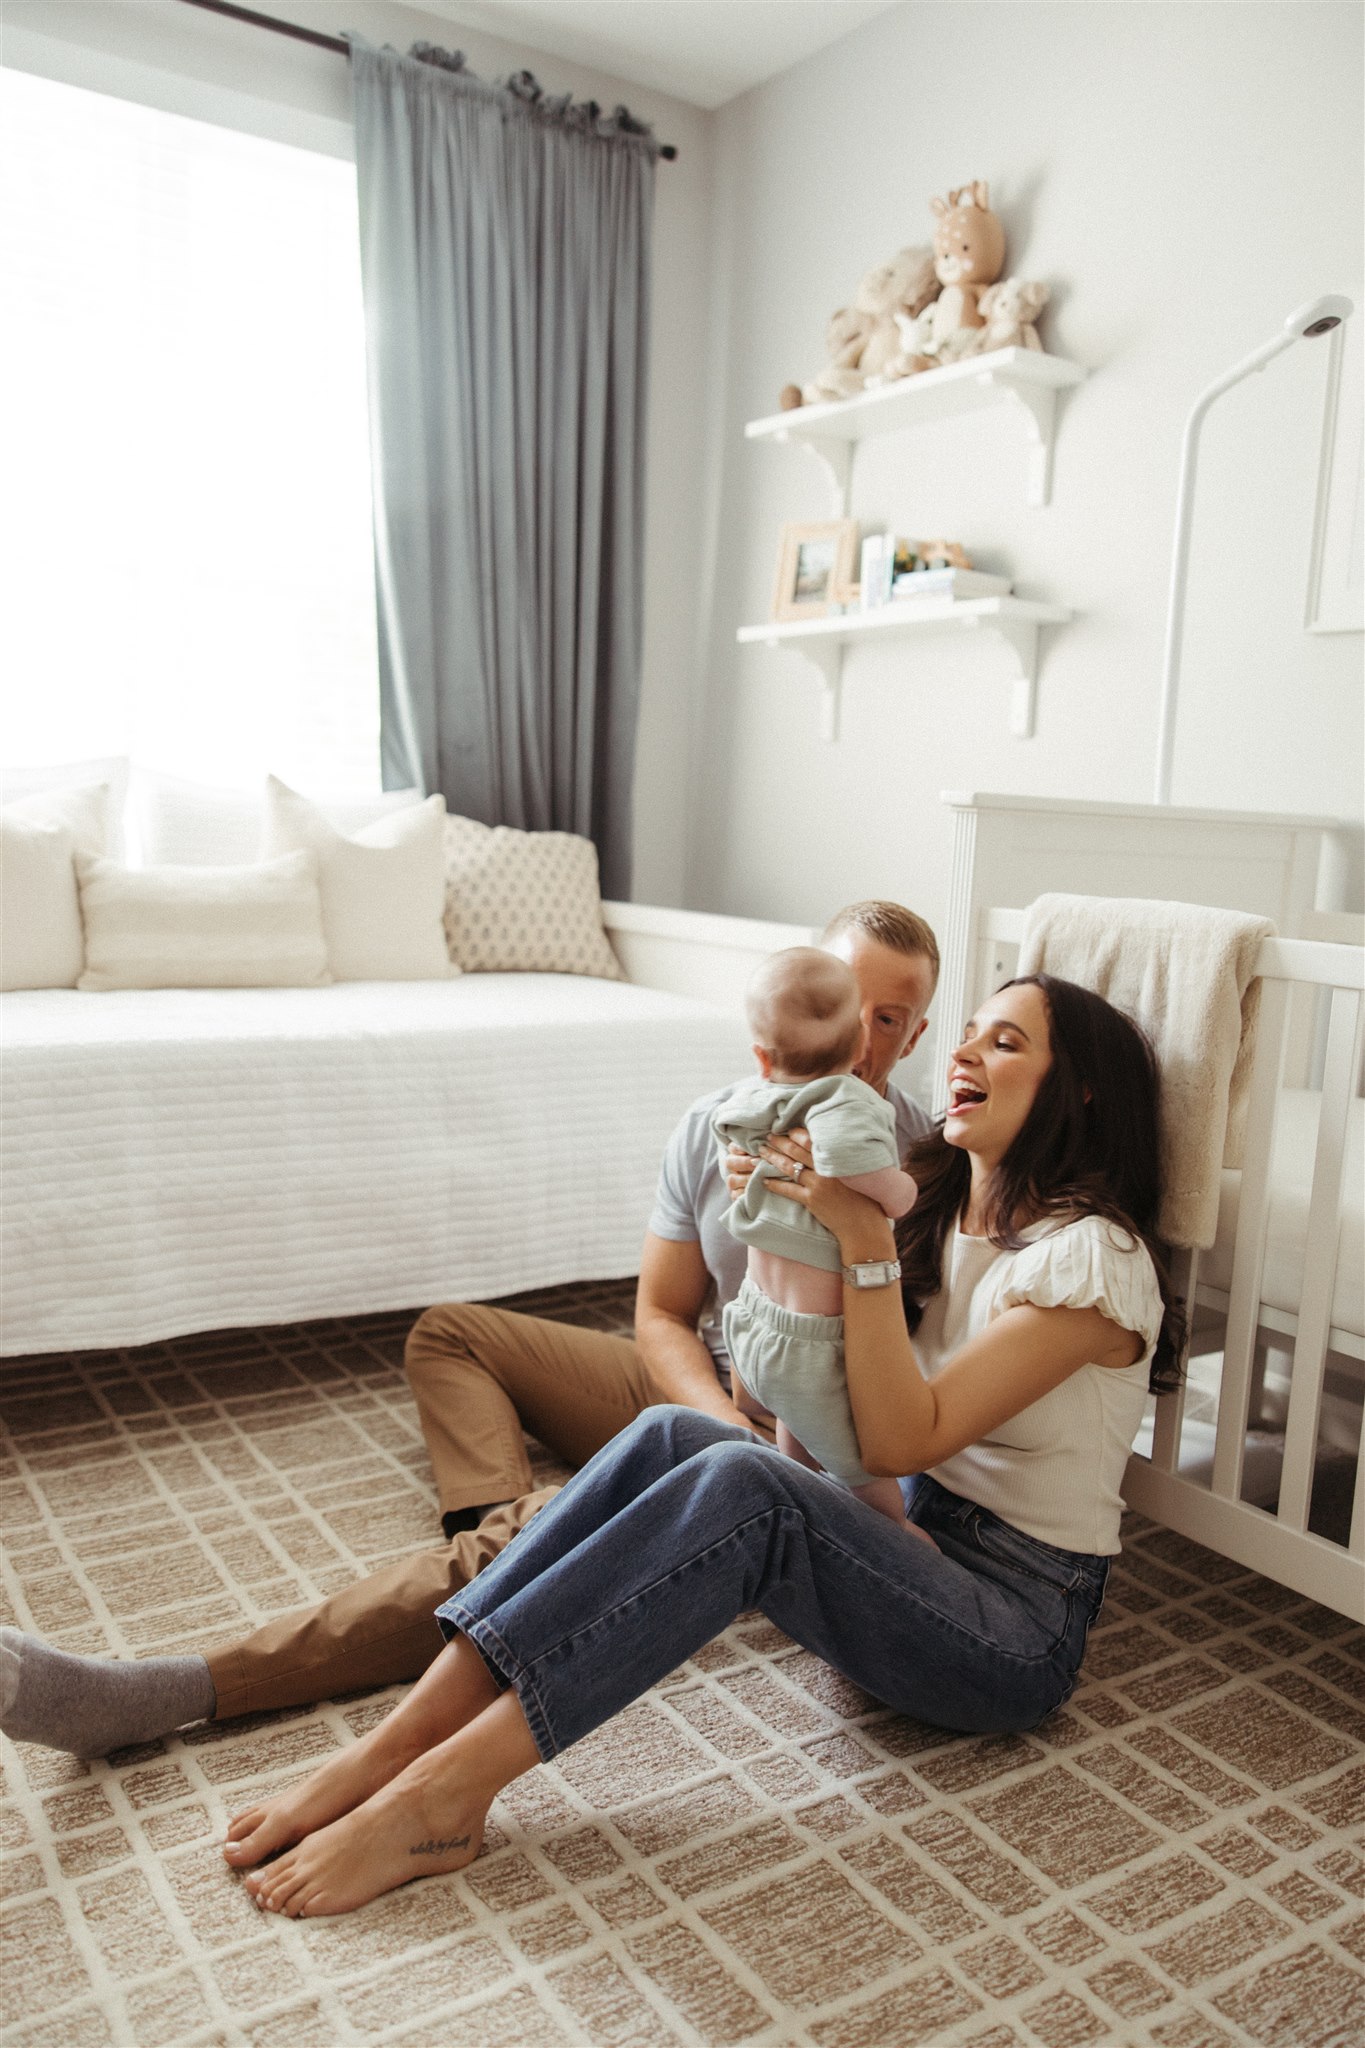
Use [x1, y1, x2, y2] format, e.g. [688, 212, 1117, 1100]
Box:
[130, 768, 424, 867]
[5, 780, 117, 857]
[0, 781, 118, 991]
[1, 814, 85, 990]
[442, 814, 624, 979]
[260, 776, 452, 981]
[75, 851, 331, 991]
[1, 758, 129, 857]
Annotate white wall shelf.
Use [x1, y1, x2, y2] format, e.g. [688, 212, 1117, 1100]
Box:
[745, 348, 1086, 508]
[736, 597, 1072, 742]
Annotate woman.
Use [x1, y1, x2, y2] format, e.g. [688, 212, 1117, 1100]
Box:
[230, 975, 1184, 1918]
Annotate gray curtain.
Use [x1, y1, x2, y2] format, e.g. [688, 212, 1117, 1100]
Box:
[349, 37, 656, 899]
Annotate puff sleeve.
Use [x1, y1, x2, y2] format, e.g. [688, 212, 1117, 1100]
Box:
[992, 1216, 1164, 1367]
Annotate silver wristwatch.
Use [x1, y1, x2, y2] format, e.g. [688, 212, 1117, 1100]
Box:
[841, 1259, 902, 1289]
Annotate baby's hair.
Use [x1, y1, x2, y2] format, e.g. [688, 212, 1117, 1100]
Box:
[748, 947, 862, 1080]
[820, 900, 940, 992]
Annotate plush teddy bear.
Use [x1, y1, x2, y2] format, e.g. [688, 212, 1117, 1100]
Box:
[853, 244, 940, 383]
[799, 246, 939, 403]
[911, 181, 1007, 369]
[972, 276, 1049, 353]
[800, 303, 876, 404]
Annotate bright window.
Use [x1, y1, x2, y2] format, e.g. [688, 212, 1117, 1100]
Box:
[0, 65, 382, 791]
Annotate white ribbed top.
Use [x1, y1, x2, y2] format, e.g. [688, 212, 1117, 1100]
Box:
[917, 1216, 1164, 1555]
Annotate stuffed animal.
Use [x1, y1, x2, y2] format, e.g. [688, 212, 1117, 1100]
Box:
[916, 539, 973, 571]
[914, 182, 1007, 367]
[973, 276, 1049, 353]
[799, 246, 939, 403]
[854, 245, 940, 383]
[800, 304, 875, 404]
[877, 304, 936, 383]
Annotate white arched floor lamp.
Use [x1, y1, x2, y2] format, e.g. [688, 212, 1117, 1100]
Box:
[1154, 293, 1355, 805]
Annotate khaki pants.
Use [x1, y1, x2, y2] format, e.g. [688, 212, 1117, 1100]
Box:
[205, 1303, 658, 1720]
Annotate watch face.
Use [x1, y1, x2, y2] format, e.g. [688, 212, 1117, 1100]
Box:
[847, 1261, 900, 1287]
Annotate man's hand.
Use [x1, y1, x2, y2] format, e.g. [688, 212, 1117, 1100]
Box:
[635, 1234, 773, 1437]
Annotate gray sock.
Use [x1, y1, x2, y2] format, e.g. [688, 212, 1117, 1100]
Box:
[0, 1627, 216, 1759]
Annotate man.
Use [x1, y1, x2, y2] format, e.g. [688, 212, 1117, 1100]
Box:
[0, 903, 938, 1756]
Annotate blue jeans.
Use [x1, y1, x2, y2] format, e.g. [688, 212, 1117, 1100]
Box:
[437, 1407, 1109, 1760]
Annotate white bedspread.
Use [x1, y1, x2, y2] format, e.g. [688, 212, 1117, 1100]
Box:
[2, 979, 752, 1355]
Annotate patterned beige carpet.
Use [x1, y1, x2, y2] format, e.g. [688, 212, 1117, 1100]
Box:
[1, 1283, 1362, 2048]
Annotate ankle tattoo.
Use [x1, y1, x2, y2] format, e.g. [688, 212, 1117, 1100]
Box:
[409, 1835, 471, 1857]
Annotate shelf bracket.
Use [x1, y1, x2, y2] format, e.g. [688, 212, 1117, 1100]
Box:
[984, 373, 1058, 507]
[988, 617, 1041, 737]
[772, 428, 853, 512]
[760, 635, 844, 739]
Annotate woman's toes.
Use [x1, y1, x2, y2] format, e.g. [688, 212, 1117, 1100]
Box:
[223, 1799, 303, 1867]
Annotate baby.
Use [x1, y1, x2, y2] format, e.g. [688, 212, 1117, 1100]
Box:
[713, 947, 919, 1524]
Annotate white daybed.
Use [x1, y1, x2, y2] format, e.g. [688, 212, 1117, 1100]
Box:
[0, 901, 809, 1358]
[941, 791, 1364, 1619]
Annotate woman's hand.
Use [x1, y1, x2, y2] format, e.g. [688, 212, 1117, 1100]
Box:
[758, 1134, 896, 1264]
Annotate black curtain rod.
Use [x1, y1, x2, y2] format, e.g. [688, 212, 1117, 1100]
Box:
[176, 0, 678, 156]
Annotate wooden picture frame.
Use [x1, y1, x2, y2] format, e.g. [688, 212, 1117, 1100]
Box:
[771, 520, 859, 622]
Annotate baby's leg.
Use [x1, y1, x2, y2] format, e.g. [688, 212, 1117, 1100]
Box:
[851, 1476, 909, 1522]
[852, 1476, 940, 1544]
[775, 1420, 823, 1472]
[785, 1438, 936, 1544]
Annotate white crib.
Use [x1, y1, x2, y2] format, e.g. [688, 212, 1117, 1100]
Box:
[939, 793, 1363, 1619]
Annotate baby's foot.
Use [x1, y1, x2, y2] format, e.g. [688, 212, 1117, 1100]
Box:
[245, 1761, 486, 1917]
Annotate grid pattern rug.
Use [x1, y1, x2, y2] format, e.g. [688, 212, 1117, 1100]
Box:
[2, 1284, 1363, 2048]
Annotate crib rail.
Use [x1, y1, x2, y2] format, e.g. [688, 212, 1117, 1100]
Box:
[978, 908, 1364, 1617]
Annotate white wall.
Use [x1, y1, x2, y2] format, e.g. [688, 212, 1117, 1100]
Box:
[689, 0, 1364, 1092]
[4, 1, 1362, 982]
[1, 0, 714, 905]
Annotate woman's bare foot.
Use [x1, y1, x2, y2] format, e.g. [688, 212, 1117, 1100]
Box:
[245, 1749, 488, 1917]
[244, 1688, 542, 1917]
[224, 1718, 422, 1868]
[223, 1638, 500, 1868]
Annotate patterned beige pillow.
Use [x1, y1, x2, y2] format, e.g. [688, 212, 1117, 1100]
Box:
[443, 815, 623, 978]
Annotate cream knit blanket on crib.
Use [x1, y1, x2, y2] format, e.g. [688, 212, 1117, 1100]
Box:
[1018, 894, 1275, 1250]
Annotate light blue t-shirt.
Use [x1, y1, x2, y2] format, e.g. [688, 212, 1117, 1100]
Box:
[648, 1078, 929, 1381]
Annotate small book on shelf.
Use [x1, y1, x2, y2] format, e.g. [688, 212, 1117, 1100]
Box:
[891, 568, 1012, 601]
[859, 534, 896, 610]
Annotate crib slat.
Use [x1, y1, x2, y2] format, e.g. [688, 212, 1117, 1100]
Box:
[1212, 976, 1291, 1503]
[1277, 987, 1364, 1533]
[1150, 1248, 1197, 1472]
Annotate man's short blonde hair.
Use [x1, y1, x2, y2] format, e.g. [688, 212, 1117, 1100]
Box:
[820, 900, 940, 992]
[747, 947, 862, 1080]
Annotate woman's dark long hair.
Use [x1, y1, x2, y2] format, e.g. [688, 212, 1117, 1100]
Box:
[896, 974, 1186, 1393]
